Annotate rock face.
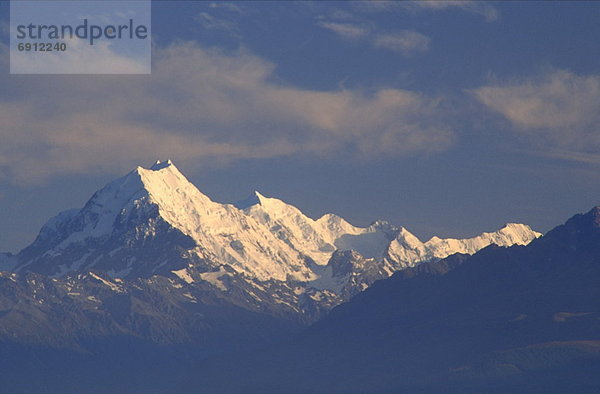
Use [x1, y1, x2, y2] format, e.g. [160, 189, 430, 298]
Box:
[0, 160, 541, 350]
[0, 270, 299, 350]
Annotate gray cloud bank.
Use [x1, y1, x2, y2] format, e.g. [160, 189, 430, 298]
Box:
[0, 42, 454, 183]
[473, 70, 600, 153]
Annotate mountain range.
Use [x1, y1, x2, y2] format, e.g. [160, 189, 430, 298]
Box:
[0, 160, 539, 328]
[184, 206, 600, 393]
[4, 160, 587, 393]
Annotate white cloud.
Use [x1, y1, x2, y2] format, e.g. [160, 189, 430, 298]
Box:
[374, 31, 430, 54]
[472, 70, 600, 154]
[318, 19, 430, 55]
[196, 2, 245, 37]
[208, 2, 243, 13]
[317, 22, 369, 39]
[473, 70, 600, 130]
[372, 1, 499, 22]
[528, 149, 600, 165]
[0, 42, 454, 183]
[196, 12, 239, 35]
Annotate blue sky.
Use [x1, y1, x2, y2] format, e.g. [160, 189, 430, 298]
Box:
[2, 1, 600, 252]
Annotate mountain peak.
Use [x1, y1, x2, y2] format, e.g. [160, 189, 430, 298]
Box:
[234, 190, 268, 209]
[150, 159, 174, 171]
[135, 160, 201, 202]
[548, 206, 600, 239]
[495, 222, 543, 242]
[502, 222, 531, 230]
[13, 160, 543, 289]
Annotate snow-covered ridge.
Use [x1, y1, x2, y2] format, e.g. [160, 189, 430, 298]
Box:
[13, 160, 542, 290]
[387, 223, 541, 268]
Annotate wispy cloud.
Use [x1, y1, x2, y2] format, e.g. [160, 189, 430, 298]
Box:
[317, 21, 369, 40]
[0, 42, 455, 183]
[318, 19, 430, 55]
[526, 149, 600, 165]
[208, 2, 243, 13]
[196, 2, 246, 37]
[366, 1, 499, 22]
[472, 69, 600, 154]
[196, 11, 239, 35]
[414, 1, 499, 21]
[473, 70, 600, 130]
[374, 31, 430, 54]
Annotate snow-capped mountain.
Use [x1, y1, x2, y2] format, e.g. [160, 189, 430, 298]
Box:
[7, 160, 541, 320]
[385, 222, 540, 269]
[236, 191, 395, 265]
[17, 160, 316, 282]
[207, 206, 600, 394]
